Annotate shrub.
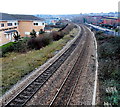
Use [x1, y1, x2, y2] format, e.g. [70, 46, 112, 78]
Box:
[13, 31, 21, 41]
[50, 31, 64, 41]
[50, 24, 74, 41]
[39, 29, 45, 35]
[41, 34, 52, 46]
[0, 37, 31, 57]
[100, 42, 116, 58]
[58, 24, 68, 32]
[13, 40, 28, 53]
[30, 29, 36, 38]
[96, 31, 104, 35]
[61, 24, 74, 35]
[0, 42, 15, 57]
[28, 34, 52, 50]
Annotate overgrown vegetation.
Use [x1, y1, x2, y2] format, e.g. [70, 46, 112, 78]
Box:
[0, 42, 16, 57]
[1, 24, 74, 57]
[28, 34, 52, 49]
[1, 24, 79, 96]
[95, 31, 120, 105]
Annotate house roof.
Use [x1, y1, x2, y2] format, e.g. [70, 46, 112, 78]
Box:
[0, 13, 44, 21]
[0, 13, 16, 20]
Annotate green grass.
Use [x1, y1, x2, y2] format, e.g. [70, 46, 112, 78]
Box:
[0, 42, 15, 48]
[0, 42, 16, 57]
[1, 28, 79, 95]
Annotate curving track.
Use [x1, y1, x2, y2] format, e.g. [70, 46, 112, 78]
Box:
[4, 24, 83, 107]
[49, 25, 92, 106]
[4, 24, 97, 106]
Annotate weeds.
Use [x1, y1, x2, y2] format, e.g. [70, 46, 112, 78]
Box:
[96, 31, 120, 105]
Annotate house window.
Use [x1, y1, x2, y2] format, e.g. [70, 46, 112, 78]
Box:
[1, 23, 4, 27]
[14, 23, 18, 26]
[14, 23, 17, 26]
[34, 23, 38, 26]
[7, 23, 12, 26]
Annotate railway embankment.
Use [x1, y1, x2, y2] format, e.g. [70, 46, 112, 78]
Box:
[95, 31, 120, 105]
[1, 24, 80, 106]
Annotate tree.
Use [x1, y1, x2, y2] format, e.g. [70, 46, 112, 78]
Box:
[13, 31, 20, 41]
[30, 29, 36, 38]
[114, 28, 119, 36]
[39, 29, 45, 35]
[115, 28, 119, 32]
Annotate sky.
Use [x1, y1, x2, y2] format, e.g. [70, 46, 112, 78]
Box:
[0, 0, 119, 15]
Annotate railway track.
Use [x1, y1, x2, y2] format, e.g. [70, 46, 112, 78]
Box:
[49, 26, 91, 106]
[4, 25, 84, 107]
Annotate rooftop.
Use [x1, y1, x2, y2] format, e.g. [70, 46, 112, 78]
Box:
[0, 13, 44, 21]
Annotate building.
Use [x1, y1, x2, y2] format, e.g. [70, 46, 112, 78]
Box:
[45, 17, 61, 25]
[85, 16, 104, 25]
[0, 13, 45, 46]
[101, 17, 119, 27]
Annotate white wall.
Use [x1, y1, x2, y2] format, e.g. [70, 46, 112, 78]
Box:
[33, 21, 45, 26]
[7, 20, 18, 26]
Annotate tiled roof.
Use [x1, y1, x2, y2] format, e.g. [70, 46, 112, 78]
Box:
[0, 13, 16, 20]
[0, 13, 44, 21]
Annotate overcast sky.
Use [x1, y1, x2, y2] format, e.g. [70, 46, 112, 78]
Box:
[0, 0, 119, 15]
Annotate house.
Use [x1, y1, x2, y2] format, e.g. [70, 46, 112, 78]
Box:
[0, 13, 45, 46]
[45, 17, 60, 25]
[101, 17, 119, 27]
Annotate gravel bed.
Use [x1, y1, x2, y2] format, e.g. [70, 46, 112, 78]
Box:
[26, 25, 97, 106]
[69, 27, 96, 105]
[26, 31, 86, 105]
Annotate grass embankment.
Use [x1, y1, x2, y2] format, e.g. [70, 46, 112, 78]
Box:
[1, 28, 79, 96]
[95, 32, 120, 105]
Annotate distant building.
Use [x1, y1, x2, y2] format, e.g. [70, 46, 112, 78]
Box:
[0, 13, 45, 46]
[45, 17, 61, 25]
[85, 16, 103, 25]
[101, 17, 120, 27]
[85, 15, 120, 27]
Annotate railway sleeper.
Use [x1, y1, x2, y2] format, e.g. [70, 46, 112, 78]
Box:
[13, 98, 25, 103]
[19, 95, 30, 99]
[33, 82, 42, 85]
[23, 90, 34, 95]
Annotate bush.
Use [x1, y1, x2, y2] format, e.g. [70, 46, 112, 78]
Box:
[1, 24, 75, 57]
[41, 34, 52, 46]
[39, 29, 45, 35]
[0, 42, 15, 57]
[13, 40, 28, 53]
[30, 29, 36, 38]
[50, 24, 74, 41]
[50, 31, 64, 41]
[0, 37, 31, 57]
[28, 34, 52, 49]
[13, 31, 21, 41]
[96, 31, 104, 35]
